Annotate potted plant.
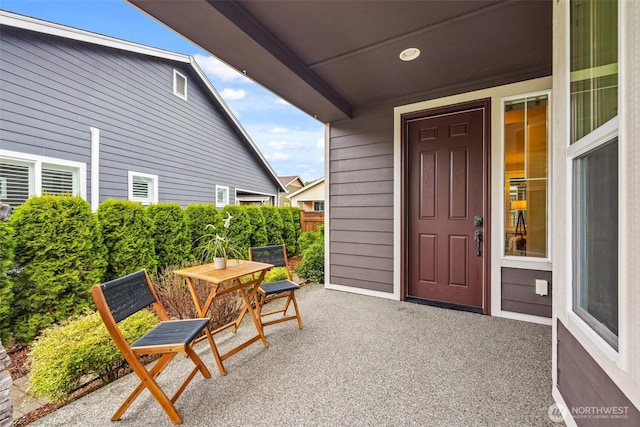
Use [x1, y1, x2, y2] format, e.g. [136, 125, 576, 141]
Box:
[196, 212, 242, 269]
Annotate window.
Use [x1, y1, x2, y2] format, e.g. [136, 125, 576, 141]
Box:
[128, 171, 158, 205]
[503, 94, 549, 258]
[216, 185, 229, 207]
[314, 201, 325, 212]
[0, 177, 6, 199]
[173, 69, 187, 100]
[0, 151, 84, 208]
[570, 0, 618, 349]
[42, 165, 75, 195]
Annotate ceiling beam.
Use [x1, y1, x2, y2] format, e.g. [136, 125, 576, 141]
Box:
[205, 0, 352, 119]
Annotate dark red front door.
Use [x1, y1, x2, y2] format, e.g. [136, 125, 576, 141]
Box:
[406, 103, 488, 311]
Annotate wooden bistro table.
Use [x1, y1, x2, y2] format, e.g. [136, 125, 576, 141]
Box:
[174, 259, 273, 375]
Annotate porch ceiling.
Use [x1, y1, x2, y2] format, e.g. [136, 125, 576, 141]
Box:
[127, 0, 552, 123]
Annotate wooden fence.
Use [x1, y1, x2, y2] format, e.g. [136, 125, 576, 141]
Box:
[300, 211, 324, 232]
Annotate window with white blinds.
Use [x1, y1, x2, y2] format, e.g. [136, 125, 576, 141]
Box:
[0, 153, 83, 209]
[128, 171, 158, 205]
[42, 166, 74, 196]
[0, 161, 31, 206]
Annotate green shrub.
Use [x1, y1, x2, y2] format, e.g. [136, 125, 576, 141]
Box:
[98, 200, 157, 281]
[289, 207, 302, 253]
[260, 206, 284, 245]
[278, 208, 296, 257]
[263, 267, 288, 283]
[218, 206, 252, 259]
[295, 242, 325, 284]
[0, 221, 15, 342]
[245, 206, 268, 249]
[185, 204, 217, 258]
[298, 225, 323, 253]
[9, 195, 107, 343]
[146, 203, 191, 268]
[296, 226, 325, 284]
[29, 310, 158, 401]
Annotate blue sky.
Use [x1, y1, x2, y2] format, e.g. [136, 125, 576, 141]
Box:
[1, 0, 325, 183]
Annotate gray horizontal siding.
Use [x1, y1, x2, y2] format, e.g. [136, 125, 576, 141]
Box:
[0, 26, 279, 206]
[329, 106, 394, 294]
[501, 268, 552, 318]
[557, 321, 640, 426]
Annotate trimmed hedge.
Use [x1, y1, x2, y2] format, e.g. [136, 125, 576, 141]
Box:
[261, 206, 284, 245]
[29, 310, 158, 401]
[147, 203, 191, 268]
[245, 206, 268, 249]
[98, 200, 157, 281]
[289, 207, 302, 253]
[278, 208, 296, 257]
[218, 206, 252, 259]
[185, 204, 217, 259]
[9, 195, 107, 343]
[0, 221, 15, 342]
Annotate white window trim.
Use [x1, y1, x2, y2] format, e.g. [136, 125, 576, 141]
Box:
[173, 69, 188, 100]
[216, 185, 229, 208]
[128, 171, 158, 205]
[500, 90, 553, 263]
[0, 149, 86, 200]
[565, 0, 622, 360]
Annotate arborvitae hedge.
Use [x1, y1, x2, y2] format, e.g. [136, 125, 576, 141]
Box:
[185, 204, 217, 258]
[218, 206, 252, 259]
[261, 206, 284, 245]
[98, 200, 157, 281]
[290, 207, 302, 253]
[245, 206, 268, 249]
[8, 195, 107, 343]
[0, 221, 15, 342]
[278, 208, 296, 257]
[146, 203, 191, 268]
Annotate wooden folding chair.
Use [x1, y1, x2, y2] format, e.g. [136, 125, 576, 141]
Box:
[91, 270, 213, 425]
[248, 244, 303, 329]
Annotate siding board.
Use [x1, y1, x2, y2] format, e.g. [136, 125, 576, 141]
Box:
[501, 267, 552, 318]
[557, 321, 640, 426]
[328, 104, 395, 293]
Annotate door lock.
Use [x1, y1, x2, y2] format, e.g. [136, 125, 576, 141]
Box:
[474, 230, 483, 256]
[474, 215, 483, 227]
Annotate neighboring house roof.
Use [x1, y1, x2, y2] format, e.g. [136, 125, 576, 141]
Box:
[278, 175, 303, 189]
[0, 10, 287, 193]
[286, 177, 324, 200]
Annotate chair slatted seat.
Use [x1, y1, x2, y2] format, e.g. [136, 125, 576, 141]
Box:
[92, 270, 213, 425]
[248, 244, 303, 329]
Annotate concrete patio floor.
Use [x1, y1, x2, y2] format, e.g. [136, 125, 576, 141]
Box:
[29, 283, 561, 426]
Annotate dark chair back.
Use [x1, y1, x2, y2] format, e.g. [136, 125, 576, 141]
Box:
[98, 270, 156, 323]
[249, 245, 288, 268]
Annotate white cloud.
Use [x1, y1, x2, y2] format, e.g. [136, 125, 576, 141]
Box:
[193, 53, 248, 83]
[316, 138, 324, 149]
[269, 127, 289, 134]
[274, 98, 290, 106]
[269, 152, 291, 160]
[219, 88, 247, 101]
[268, 140, 301, 150]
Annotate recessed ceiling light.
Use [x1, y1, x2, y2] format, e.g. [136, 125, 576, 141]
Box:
[399, 47, 421, 62]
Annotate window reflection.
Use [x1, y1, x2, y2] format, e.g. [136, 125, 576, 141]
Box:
[504, 95, 548, 258]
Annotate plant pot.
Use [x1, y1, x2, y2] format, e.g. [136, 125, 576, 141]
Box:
[213, 257, 227, 269]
